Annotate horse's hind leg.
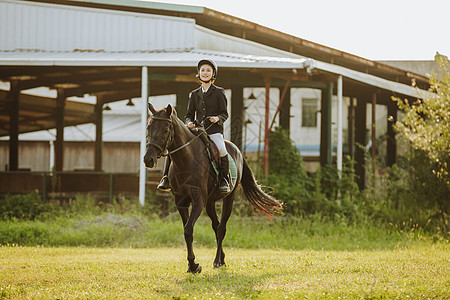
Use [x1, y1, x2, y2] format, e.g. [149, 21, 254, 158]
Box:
[214, 192, 235, 268]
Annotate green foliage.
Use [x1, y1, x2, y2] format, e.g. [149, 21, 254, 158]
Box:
[0, 191, 54, 221]
[1, 191, 445, 249]
[265, 127, 361, 219]
[265, 127, 312, 215]
[391, 54, 450, 235]
[393, 54, 450, 185]
[0, 213, 441, 250]
[367, 151, 449, 236]
[268, 127, 308, 179]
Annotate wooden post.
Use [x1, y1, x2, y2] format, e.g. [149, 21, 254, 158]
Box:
[94, 101, 103, 172]
[371, 92, 377, 190]
[387, 99, 397, 167]
[348, 97, 355, 160]
[278, 85, 291, 131]
[176, 82, 190, 121]
[263, 77, 271, 175]
[231, 86, 244, 150]
[355, 98, 367, 190]
[337, 75, 343, 172]
[320, 82, 333, 166]
[8, 81, 20, 171]
[55, 89, 65, 172]
[269, 79, 290, 132]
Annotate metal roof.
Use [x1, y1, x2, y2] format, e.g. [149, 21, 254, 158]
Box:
[0, 48, 429, 99]
[31, 0, 429, 90]
[0, 48, 309, 68]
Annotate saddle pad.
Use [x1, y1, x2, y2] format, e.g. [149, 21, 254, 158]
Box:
[210, 153, 237, 191]
[228, 153, 237, 181]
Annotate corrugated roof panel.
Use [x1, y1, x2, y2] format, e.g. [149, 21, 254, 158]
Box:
[0, 48, 308, 68]
[0, 0, 196, 52]
[195, 25, 302, 59]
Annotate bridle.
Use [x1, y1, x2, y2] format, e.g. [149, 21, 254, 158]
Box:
[146, 115, 208, 157]
[146, 115, 174, 158]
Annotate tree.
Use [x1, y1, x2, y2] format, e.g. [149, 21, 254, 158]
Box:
[394, 54, 450, 186]
[393, 54, 450, 234]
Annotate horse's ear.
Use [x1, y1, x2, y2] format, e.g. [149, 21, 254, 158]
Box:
[148, 102, 157, 115]
[166, 104, 173, 116]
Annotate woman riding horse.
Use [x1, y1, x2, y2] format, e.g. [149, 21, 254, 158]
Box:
[157, 58, 230, 193]
[143, 59, 283, 274]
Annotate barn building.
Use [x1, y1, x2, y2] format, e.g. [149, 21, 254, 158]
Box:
[0, 0, 431, 203]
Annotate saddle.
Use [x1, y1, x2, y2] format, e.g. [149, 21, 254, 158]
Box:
[189, 127, 220, 165]
[188, 127, 237, 186]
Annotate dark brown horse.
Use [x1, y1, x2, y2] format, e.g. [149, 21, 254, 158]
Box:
[143, 103, 283, 273]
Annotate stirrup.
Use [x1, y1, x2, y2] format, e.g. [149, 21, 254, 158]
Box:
[157, 175, 170, 191]
[217, 177, 230, 193]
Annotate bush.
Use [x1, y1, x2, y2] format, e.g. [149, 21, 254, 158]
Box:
[0, 191, 54, 221]
[367, 150, 449, 236]
[264, 127, 361, 219]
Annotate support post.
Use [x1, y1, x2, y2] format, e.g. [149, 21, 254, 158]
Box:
[94, 101, 103, 172]
[387, 99, 397, 167]
[176, 82, 190, 121]
[263, 77, 271, 175]
[320, 82, 333, 166]
[278, 85, 291, 131]
[8, 81, 20, 171]
[231, 86, 244, 150]
[269, 79, 290, 131]
[337, 75, 343, 172]
[55, 89, 65, 172]
[355, 98, 367, 190]
[348, 97, 355, 160]
[371, 92, 377, 188]
[139, 66, 149, 206]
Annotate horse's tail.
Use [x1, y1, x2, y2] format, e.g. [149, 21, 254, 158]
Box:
[240, 157, 283, 219]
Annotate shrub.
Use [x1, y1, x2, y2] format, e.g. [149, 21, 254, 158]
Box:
[0, 191, 53, 221]
[265, 128, 361, 219]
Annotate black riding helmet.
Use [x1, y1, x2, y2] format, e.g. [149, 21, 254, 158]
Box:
[197, 58, 218, 80]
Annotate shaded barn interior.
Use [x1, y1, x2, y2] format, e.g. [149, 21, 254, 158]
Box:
[0, 0, 431, 200]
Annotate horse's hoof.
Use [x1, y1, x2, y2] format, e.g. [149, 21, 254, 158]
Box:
[213, 262, 226, 268]
[187, 264, 202, 274]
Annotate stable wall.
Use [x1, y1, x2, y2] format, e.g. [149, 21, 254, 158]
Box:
[0, 141, 145, 173]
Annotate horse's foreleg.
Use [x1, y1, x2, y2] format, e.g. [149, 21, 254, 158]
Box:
[214, 192, 235, 268]
[177, 206, 189, 226]
[206, 201, 224, 267]
[184, 188, 203, 274]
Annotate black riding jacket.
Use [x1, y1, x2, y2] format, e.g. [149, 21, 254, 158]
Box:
[185, 84, 228, 135]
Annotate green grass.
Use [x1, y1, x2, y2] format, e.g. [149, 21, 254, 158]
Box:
[1, 245, 449, 299]
[0, 214, 442, 250]
[1, 196, 449, 298]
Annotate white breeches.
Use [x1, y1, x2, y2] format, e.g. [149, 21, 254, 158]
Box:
[209, 133, 228, 157]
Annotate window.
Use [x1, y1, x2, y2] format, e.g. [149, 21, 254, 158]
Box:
[302, 98, 318, 127]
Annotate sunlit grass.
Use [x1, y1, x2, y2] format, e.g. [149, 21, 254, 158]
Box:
[0, 214, 441, 250]
[1, 245, 449, 299]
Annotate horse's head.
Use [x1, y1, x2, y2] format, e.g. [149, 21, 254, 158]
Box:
[143, 103, 174, 168]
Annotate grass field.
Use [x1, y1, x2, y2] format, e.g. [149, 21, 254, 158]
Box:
[1, 245, 449, 299]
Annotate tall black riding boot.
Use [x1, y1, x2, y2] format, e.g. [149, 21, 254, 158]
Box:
[157, 156, 171, 191]
[218, 155, 230, 193]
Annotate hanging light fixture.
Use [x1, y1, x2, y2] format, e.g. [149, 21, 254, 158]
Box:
[126, 99, 135, 107]
[247, 90, 257, 100]
[103, 104, 111, 111]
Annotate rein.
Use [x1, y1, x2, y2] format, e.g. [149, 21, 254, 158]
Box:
[147, 115, 212, 157]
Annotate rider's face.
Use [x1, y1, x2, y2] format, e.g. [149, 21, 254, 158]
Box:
[199, 64, 213, 82]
